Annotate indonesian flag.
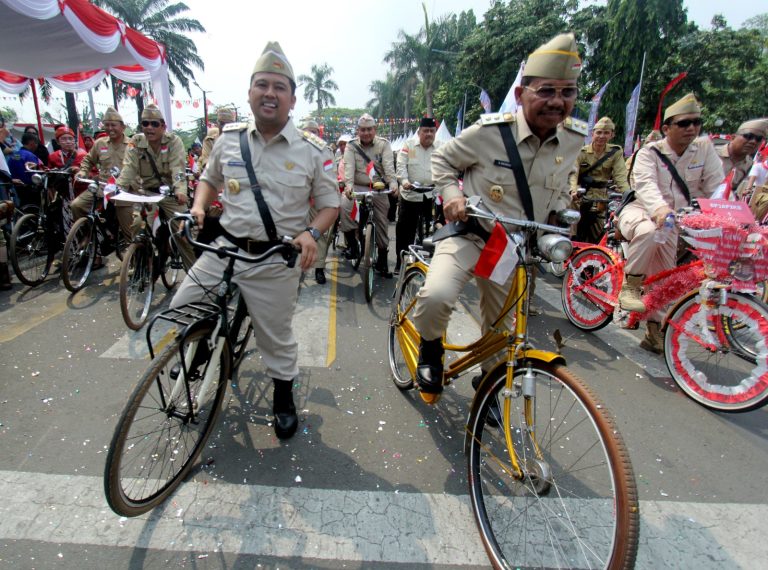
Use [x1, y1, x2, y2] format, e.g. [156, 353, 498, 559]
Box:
[151, 210, 161, 237]
[187, 153, 197, 173]
[474, 222, 518, 285]
[103, 176, 118, 209]
[365, 161, 376, 183]
[350, 199, 360, 222]
[711, 169, 735, 201]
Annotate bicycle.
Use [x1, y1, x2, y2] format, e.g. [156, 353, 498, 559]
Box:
[562, 204, 768, 412]
[388, 196, 639, 569]
[118, 188, 186, 330]
[61, 177, 125, 292]
[9, 168, 72, 286]
[104, 218, 297, 516]
[350, 187, 393, 303]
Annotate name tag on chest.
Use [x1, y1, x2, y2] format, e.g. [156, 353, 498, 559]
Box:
[494, 159, 513, 170]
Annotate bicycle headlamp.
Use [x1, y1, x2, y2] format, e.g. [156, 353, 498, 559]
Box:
[31, 173, 42, 185]
[537, 234, 573, 263]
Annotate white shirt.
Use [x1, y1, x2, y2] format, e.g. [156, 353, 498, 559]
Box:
[748, 160, 768, 188]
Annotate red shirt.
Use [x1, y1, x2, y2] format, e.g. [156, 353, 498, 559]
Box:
[48, 149, 87, 170]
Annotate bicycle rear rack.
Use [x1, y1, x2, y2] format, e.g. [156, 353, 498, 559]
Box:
[145, 302, 219, 359]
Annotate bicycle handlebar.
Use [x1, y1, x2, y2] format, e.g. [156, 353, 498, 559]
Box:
[351, 188, 394, 197]
[465, 197, 572, 236]
[409, 182, 435, 193]
[175, 214, 299, 266]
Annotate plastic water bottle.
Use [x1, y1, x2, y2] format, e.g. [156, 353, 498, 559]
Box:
[653, 213, 675, 244]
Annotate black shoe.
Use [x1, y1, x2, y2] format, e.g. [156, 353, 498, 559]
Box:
[273, 379, 298, 439]
[472, 372, 500, 428]
[343, 231, 359, 260]
[375, 249, 393, 279]
[315, 268, 326, 284]
[416, 338, 444, 394]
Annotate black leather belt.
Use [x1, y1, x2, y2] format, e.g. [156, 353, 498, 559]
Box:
[220, 227, 282, 254]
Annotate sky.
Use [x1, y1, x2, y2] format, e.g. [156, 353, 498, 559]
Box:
[1, 0, 762, 134]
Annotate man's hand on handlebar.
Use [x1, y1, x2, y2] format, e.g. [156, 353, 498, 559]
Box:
[175, 191, 188, 206]
[190, 203, 206, 228]
[293, 231, 316, 271]
[443, 196, 468, 222]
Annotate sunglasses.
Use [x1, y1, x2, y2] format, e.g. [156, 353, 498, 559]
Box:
[671, 118, 702, 128]
[524, 85, 578, 100]
[740, 133, 765, 142]
[141, 120, 162, 128]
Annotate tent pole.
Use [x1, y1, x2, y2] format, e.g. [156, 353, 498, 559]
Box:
[30, 79, 45, 145]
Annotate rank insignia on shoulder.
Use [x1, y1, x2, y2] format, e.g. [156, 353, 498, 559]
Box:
[300, 129, 327, 150]
[563, 117, 588, 135]
[223, 122, 248, 132]
[480, 113, 515, 126]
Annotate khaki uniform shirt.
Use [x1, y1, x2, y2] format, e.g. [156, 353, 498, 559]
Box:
[201, 119, 339, 241]
[433, 107, 585, 229]
[716, 142, 752, 189]
[116, 132, 187, 195]
[397, 138, 441, 202]
[343, 135, 397, 190]
[77, 135, 129, 185]
[568, 142, 629, 194]
[199, 127, 220, 173]
[630, 136, 723, 214]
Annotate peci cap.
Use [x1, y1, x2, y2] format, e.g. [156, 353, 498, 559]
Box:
[251, 41, 295, 83]
[102, 107, 123, 123]
[594, 116, 615, 131]
[419, 117, 436, 128]
[337, 134, 352, 143]
[141, 104, 164, 122]
[55, 126, 74, 139]
[523, 33, 582, 80]
[357, 113, 376, 128]
[663, 92, 701, 122]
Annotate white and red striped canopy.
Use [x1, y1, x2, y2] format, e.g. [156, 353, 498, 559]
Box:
[0, 0, 172, 126]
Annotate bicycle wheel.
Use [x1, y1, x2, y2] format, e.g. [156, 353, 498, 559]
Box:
[561, 248, 619, 332]
[120, 242, 154, 330]
[362, 222, 375, 303]
[61, 217, 96, 292]
[104, 326, 229, 516]
[664, 291, 768, 412]
[9, 212, 50, 286]
[228, 285, 253, 370]
[388, 265, 427, 390]
[160, 238, 183, 290]
[467, 362, 639, 570]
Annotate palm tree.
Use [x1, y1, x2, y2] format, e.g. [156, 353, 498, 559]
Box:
[93, 0, 205, 121]
[297, 64, 339, 114]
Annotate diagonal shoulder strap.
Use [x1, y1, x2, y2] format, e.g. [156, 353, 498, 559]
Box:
[349, 141, 385, 181]
[651, 146, 690, 204]
[143, 150, 167, 187]
[239, 129, 278, 241]
[582, 147, 619, 177]
[497, 123, 535, 222]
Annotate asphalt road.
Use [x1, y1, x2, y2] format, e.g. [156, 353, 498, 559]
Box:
[0, 232, 766, 569]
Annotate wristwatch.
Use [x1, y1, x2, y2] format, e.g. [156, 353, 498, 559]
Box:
[305, 226, 321, 241]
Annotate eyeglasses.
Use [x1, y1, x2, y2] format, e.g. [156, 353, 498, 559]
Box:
[141, 120, 162, 128]
[671, 118, 702, 128]
[524, 85, 578, 100]
[740, 133, 765, 142]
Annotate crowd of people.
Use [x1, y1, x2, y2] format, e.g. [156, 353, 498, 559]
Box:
[1, 32, 767, 436]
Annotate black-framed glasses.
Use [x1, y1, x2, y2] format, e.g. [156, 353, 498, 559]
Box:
[671, 118, 702, 128]
[524, 85, 578, 100]
[740, 133, 765, 142]
[141, 120, 162, 128]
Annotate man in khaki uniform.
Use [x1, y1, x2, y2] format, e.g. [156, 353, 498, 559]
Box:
[569, 116, 629, 243]
[171, 41, 339, 440]
[342, 113, 398, 277]
[199, 107, 236, 173]
[617, 93, 722, 353]
[412, 33, 587, 395]
[115, 104, 196, 270]
[300, 118, 332, 284]
[716, 118, 767, 193]
[72, 107, 133, 262]
[395, 116, 440, 273]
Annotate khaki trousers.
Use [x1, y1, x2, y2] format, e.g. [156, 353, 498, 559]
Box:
[170, 237, 302, 380]
[70, 190, 134, 245]
[338, 194, 358, 232]
[157, 196, 197, 272]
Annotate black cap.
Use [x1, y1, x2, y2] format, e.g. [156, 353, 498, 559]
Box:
[419, 116, 436, 128]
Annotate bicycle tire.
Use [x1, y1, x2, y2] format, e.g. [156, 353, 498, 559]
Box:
[160, 237, 182, 290]
[664, 291, 768, 412]
[120, 242, 154, 330]
[9, 212, 50, 286]
[561, 247, 619, 332]
[467, 362, 639, 570]
[61, 217, 96, 292]
[104, 325, 229, 516]
[388, 265, 427, 390]
[228, 286, 253, 370]
[362, 222, 376, 303]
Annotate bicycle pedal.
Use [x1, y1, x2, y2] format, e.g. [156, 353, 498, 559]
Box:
[614, 308, 638, 329]
[419, 391, 441, 405]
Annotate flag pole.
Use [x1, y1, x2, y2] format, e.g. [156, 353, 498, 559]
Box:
[461, 92, 467, 131]
[30, 79, 45, 145]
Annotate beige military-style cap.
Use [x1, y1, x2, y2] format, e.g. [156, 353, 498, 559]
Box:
[358, 113, 376, 127]
[644, 130, 663, 144]
[141, 104, 164, 122]
[337, 133, 352, 143]
[663, 92, 701, 122]
[216, 107, 235, 123]
[736, 118, 768, 137]
[251, 41, 295, 83]
[594, 116, 615, 131]
[301, 118, 319, 131]
[523, 33, 582, 80]
[102, 107, 123, 123]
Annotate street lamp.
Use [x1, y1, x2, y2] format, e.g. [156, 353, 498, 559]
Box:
[192, 80, 209, 130]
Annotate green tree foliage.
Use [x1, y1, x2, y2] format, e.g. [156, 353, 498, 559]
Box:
[298, 64, 339, 114]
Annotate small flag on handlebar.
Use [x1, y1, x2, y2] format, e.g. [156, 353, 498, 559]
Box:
[474, 222, 518, 285]
[103, 176, 118, 209]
